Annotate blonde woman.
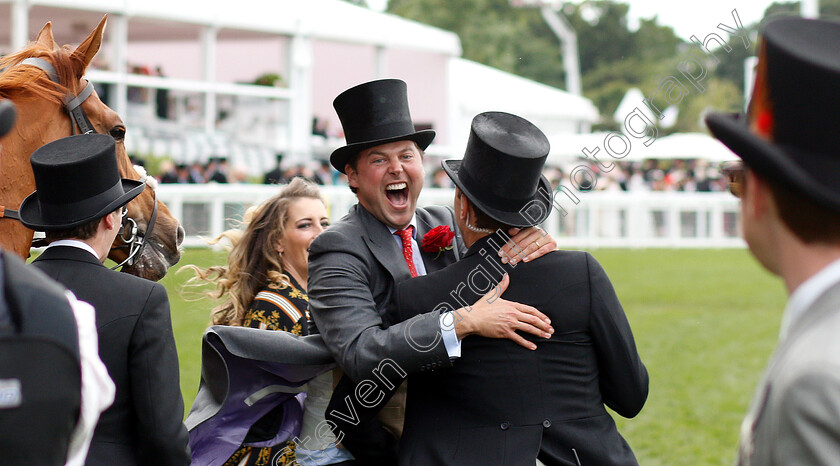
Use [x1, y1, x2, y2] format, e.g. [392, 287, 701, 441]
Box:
[186, 177, 354, 466]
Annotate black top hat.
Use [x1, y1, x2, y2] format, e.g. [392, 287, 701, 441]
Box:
[706, 17, 840, 212]
[0, 100, 16, 138]
[19, 134, 145, 230]
[443, 112, 552, 228]
[330, 79, 435, 173]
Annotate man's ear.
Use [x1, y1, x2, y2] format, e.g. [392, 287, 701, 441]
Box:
[102, 209, 120, 232]
[345, 164, 358, 189]
[458, 190, 474, 222]
[745, 170, 771, 220]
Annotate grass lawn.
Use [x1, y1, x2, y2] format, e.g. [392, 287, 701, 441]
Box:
[163, 247, 786, 465]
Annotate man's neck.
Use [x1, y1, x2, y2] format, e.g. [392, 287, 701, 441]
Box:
[776, 236, 840, 295]
[462, 229, 490, 249]
[80, 235, 112, 263]
[358, 203, 416, 232]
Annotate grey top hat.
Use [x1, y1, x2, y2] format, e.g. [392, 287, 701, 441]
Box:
[19, 134, 145, 230]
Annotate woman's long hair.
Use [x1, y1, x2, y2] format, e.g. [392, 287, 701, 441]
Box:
[183, 177, 323, 326]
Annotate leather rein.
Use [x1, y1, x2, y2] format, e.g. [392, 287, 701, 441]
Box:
[0, 57, 157, 270]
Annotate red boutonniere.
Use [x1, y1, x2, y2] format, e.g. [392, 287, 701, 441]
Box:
[421, 225, 455, 260]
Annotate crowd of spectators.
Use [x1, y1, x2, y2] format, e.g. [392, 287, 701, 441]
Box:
[147, 154, 730, 194]
[431, 159, 729, 193]
[149, 155, 348, 187]
[156, 158, 234, 184]
[262, 155, 347, 186]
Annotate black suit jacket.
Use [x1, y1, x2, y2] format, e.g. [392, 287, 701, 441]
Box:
[393, 232, 649, 466]
[33, 245, 190, 466]
[2, 250, 79, 356]
[0, 250, 81, 465]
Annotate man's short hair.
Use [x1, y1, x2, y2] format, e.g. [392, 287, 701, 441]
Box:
[471, 204, 513, 232]
[457, 189, 513, 232]
[767, 177, 840, 244]
[44, 217, 102, 243]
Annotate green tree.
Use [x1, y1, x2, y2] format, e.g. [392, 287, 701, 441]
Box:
[634, 17, 682, 62]
[672, 77, 742, 133]
[713, 0, 840, 103]
[339, 0, 370, 7]
[387, 0, 745, 132]
[389, 0, 563, 84]
[563, 1, 635, 74]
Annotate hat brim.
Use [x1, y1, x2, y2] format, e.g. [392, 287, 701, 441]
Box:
[706, 111, 840, 212]
[330, 129, 436, 173]
[19, 179, 145, 231]
[443, 159, 552, 228]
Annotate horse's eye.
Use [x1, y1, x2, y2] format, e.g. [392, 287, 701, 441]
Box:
[110, 127, 126, 140]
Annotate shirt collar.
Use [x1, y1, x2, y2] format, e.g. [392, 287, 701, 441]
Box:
[45, 239, 101, 261]
[387, 214, 419, 238]
[780, 256, 840, 340]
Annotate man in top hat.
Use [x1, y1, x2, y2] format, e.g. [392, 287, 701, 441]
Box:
[264, 153, 287, 184]
[308, 79, 556, 461]
[20, 133, 190, 465]
[706, 17, 840, 464]
[390, 111, 648, 465]
[0, 101, 115, 466]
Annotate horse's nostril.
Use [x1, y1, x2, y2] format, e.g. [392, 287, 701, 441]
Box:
[176, 225, 185, 247]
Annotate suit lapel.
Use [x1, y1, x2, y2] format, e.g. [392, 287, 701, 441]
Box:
[356, 205, 413, 284]
[739, 281, 840, 464]
[415, 207, 459, 273]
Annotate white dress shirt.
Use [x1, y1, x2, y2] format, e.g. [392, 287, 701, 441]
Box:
[64, 291, 115, 466]
[46, 239, 99, 261]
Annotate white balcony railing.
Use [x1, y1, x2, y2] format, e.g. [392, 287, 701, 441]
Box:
[156, 184, 745, 249]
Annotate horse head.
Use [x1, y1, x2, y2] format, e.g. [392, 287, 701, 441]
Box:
[0, 16, 184, 281]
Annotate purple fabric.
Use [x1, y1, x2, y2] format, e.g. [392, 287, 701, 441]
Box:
[188, 333, 331, 466]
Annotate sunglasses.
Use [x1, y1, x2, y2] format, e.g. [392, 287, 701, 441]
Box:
[720, 161, 745, 198]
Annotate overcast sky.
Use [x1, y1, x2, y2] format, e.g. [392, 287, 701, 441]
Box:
[622, 0, 780, 40]
[368, 0, 793, 41]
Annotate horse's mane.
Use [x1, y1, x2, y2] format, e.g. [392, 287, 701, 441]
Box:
[0, 43, 83, 103]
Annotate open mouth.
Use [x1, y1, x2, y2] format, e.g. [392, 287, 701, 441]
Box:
[385, 182, 409, 208]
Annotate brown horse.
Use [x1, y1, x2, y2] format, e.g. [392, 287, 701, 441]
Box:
[0, 16, 183, 281]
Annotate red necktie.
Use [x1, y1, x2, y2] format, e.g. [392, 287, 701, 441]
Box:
[395, 226, 418, 278]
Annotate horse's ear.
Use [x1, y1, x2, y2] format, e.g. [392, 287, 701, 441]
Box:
[72, 15, 107, 70]
[34, 22, 56, 50]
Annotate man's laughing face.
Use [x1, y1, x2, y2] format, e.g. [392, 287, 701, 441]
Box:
[346, 140, 425, 229]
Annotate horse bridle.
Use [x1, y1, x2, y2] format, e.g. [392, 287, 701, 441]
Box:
[1, 57, 158, 269]
[109, 173, 159, 270]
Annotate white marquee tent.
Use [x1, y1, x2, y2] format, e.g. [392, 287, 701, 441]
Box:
[546, 131, 738, 167]
[448, 58, 599, 155]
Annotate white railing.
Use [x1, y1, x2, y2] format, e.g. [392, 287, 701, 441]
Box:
[156, 184, 745, 249]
